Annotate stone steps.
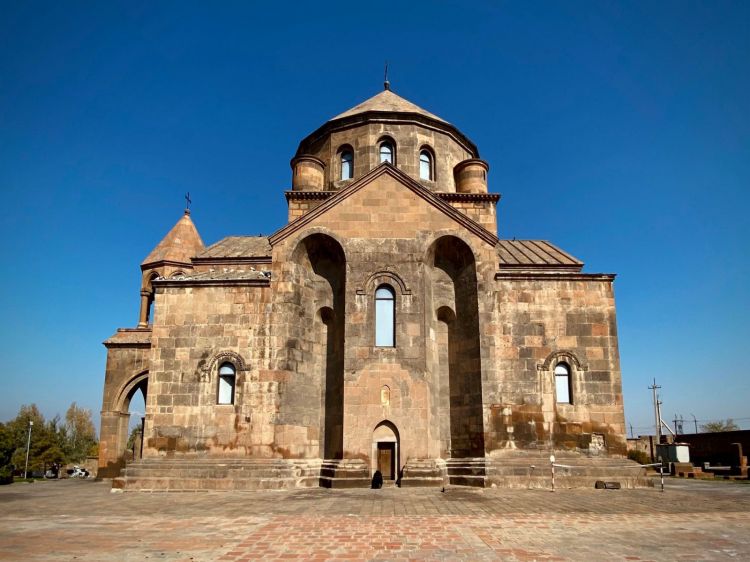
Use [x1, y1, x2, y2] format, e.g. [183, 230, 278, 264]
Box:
[446, 458, 486, 487]
[318, 459, 370, 488]
[401, 458, 446, 487]
[111, 452, 653, 491]
[482, 451, 652, 489]
[113, 458, 322, 492]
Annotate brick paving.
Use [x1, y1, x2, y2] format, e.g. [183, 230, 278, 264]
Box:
[0, 479, 748, 561]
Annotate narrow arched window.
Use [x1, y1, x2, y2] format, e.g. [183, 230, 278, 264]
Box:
[419, 149, 433, 180]
[340, 150, 353, 180]
[555, 362, 571, 404]
[379, 141, 394, 164]
[375, 285, 395, 347]
[218, 362, 236, 405]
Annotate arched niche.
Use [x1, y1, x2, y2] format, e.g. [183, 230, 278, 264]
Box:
[428, 235, 485, 458]
[289, 232, 346, 460]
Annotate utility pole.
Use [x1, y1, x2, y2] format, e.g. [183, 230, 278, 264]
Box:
[649, 379, 662, 443]
[23, 421, 33, 479]
[690, 413, 698, 433]
[629, 423, 634, 439]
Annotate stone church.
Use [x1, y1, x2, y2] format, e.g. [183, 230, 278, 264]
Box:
[100, 84, 636, 490]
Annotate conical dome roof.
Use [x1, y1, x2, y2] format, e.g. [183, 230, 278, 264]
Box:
[142, 211, 205, 266]
[330, 89, 449, 124]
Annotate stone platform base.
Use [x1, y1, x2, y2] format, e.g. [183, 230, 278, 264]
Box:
[112, 458, 322, 491]
[484, 450, 653, 489]
[111, 451, 652, 491]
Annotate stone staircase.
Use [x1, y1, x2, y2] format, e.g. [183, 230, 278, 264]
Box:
[112, 451, 652, 491]
[400, 458, 447, 487]
[318, 459, 370, 488]
[446, 458, 487, 487]
[112, 458, 321, 491]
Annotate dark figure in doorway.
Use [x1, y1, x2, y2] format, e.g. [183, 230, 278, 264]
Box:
[371, 470, 383, 489]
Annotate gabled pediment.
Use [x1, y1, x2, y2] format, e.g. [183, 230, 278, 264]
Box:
[269, 163, 499, 247]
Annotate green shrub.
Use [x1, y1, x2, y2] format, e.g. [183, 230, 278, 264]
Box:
[627, 449, 651, 465]
[0, 465, 13, 485]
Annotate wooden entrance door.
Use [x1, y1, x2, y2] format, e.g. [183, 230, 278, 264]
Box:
[377, 442, 395, 480]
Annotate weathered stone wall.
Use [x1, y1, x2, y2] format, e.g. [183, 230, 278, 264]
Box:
[485, 275, 626, 456]
[286, 194, 330, 222]
[271, 172, 499, 476]
[439, 196, 497, 233]
[142, 284, 293, 459]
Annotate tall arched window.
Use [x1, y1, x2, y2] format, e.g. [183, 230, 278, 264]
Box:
[419, 149, 433, 180]
[379, 140, 394, 164]
[554, 362, 571, 404]
[340, 149, 353, 180]
[375, 285, 395, 347]
[218, 362, 236, 405]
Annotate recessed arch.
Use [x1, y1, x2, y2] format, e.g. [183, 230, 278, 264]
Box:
[289, 231, 346, 460]
[539, 350, 586, 372]
[114, 370, 149, 413]
[436, 305, 456, 324]
[428, 234, 484, 458]
[288, 229, 348, 265]
[199, 350, 249, 382]
[358, 270, 411, 296]
[372, 420, 400, 482]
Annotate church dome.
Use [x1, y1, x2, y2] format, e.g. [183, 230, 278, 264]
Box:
[292, 86, 484, 194]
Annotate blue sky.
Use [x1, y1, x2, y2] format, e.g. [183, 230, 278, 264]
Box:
[1, 1, 748, 435]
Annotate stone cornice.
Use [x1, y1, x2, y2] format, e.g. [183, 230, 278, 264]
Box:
[140, 259, 194, 271]
[494, 272, 616, 282]
[103, 328, 152, 349]
[284, 191, 336, 201]
[436, 192, 501, 203]
[156, 278, 271, 288]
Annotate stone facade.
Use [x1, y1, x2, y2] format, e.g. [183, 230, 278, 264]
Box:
[99, 86, 630, 489]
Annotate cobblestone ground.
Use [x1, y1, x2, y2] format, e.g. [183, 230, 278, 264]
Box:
[1, 479, 748, 561]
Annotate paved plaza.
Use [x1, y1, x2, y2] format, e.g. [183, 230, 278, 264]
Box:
[1, 478, 749, 561]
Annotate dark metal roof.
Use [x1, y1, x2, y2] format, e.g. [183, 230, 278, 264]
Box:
[496, 240, 583, 269]
[195, 236, 272, 260]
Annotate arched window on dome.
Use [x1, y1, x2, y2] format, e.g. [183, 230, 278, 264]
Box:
[379, 139, 395, 164]
[218, 362, 236, 405]
[375, 285, 395, 347]
[340, 148, 354, 180]
[554, 362, 572, 404]
[419, 148, 434, 181]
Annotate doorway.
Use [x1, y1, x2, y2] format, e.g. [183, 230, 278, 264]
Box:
[372, 420, 400, 483]
[377, 442, 396, 480]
